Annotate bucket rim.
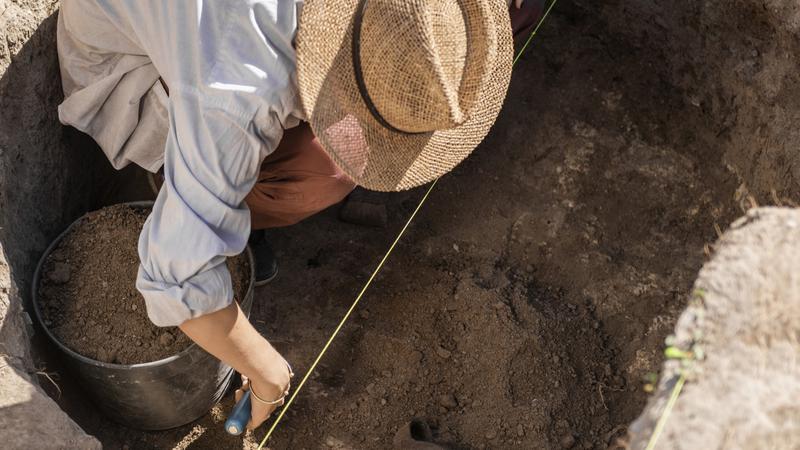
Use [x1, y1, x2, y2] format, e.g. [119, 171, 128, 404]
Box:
[30, 200, 256, 370]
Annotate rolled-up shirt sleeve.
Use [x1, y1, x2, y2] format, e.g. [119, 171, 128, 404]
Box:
[90, 0, 304, 326]
[136, 87, 265, 327]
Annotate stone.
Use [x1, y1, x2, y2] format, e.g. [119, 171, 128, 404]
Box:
[0, 358, 100, 449]
[629, 209, 800, 450]
[48, 263, 71, 284]
[158, 332, 175, 347]
[439, 393, 458, 410]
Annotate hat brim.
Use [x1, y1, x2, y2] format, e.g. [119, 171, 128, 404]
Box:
[296, 0, 514, 192]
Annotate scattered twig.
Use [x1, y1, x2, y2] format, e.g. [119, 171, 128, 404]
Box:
[769, 188, 798, 207]
[713, 223, 723, 239]
[597, 382, 623, 411]
[747, 195, 759, 210]
[771, 189, 783, 207]
[703, 243, 714, 259]
[35, 370, 62, 399]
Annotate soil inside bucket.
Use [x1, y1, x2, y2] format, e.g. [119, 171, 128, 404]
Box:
[37, 204, 250, 365]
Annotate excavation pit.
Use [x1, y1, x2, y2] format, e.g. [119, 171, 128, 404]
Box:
[1, 1, 799, 449]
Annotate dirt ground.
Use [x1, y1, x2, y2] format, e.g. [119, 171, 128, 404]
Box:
[46, 1, 749, 449]
[37, 204, 250, 365]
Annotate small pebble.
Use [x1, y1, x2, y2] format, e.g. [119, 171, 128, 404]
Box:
[158, 332, 175, 347]
[560, 434, 576, 449]
[439, 393, 458, 410]
[517, 424, 525, 437]
[436, 346, 452, 359]
[48, 263, 71, 284]
[485, 430, 497, 440]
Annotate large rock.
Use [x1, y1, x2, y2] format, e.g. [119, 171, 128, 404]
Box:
[629, 207, 800, 449]
[1, 1, 101, 448]
[1, 249, 100, 449]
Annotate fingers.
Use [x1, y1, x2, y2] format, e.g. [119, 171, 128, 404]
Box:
[515, 0, 524, 8]
[246, 402, 277, 431]
[235, 375, 249, 402]
[241, 373, 280, 431]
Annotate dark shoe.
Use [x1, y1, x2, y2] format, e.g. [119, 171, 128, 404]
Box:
[339, 187, 388, 228]
[148, 168, 164, 196]
[393, 419, 446, 449]
[249, 230, 278, 286]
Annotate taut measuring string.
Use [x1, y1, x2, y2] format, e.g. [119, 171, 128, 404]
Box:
[257, 2, 560, 447]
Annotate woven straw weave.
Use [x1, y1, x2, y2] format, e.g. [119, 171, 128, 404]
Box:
[297, 0, 513, 191]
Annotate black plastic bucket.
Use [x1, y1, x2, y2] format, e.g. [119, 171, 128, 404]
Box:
[31, 201, 254, 430]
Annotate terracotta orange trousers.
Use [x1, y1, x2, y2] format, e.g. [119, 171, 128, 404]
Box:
[245, 122, 356, 229]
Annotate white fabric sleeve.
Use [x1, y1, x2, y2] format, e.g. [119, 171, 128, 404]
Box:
[100, 0, 300, 326]
[136, 88, 264, 327]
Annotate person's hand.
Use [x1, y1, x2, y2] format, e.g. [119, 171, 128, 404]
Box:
[235, 359, 294, 431]
[514, 0, 524, 8]
[178, 303, 294, 431]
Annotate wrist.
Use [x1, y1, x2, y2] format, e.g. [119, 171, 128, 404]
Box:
[247, 347, 291, 394]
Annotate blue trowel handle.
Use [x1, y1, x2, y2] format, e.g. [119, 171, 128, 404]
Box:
[225, 390, 252, 436]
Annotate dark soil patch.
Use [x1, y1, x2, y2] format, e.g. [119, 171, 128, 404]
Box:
[37, 204, 250, 365]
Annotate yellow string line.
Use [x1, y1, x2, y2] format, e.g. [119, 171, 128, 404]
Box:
[644, 373, 686, 450]
[258, 2, 559, 448]
[258, 178, 438, 448]
[515, 0, 560, 67]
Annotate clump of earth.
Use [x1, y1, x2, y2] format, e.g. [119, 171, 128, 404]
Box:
[37, 204, 250, 365]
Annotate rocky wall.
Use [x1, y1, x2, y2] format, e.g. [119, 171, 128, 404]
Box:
[0, 0, 102, 447]
[628, 208, 800, 449]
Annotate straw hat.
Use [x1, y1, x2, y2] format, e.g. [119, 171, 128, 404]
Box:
[296, 0, 513, 192]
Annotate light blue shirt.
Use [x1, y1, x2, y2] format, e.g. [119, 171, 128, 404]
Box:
[58, 0, 305, 326]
